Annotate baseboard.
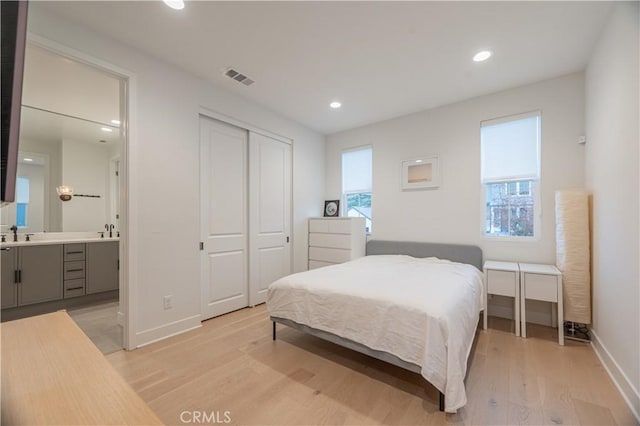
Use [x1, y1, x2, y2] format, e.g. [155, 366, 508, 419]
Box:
[135, 314, 202, 348]
[591, 330, 640, 423]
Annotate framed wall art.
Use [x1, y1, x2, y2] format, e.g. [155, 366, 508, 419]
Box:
[401, 156, 439, 190]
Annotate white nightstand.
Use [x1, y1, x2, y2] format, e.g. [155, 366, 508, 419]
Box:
[483, 261, 520, 336]
[519, 263, 564, 345]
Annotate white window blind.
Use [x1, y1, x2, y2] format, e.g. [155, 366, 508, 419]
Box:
[342, 147, 372, 192]
[16, 177, 29, 203]
[481, 112, 540, 183]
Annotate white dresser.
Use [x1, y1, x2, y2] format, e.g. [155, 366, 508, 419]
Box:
[308, 217, 366, 270]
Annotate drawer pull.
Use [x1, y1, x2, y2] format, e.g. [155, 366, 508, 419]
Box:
[66, 268, 84, 272]
[66, 251, 83, 254]
[66, 286, 83, 291]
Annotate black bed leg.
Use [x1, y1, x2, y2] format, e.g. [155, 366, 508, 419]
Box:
[439, 392, 445, 412]
[272, 321, 276, 341]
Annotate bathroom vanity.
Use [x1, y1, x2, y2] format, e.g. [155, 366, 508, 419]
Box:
[0, 236, 119, 319]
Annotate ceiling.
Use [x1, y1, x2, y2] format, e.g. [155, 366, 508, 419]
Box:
[35, 1, 613, 135]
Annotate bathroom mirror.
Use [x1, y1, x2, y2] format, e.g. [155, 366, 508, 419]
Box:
[0, 43, 123, 235]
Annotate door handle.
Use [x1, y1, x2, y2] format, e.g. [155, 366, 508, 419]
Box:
[286, 236, 290, 243]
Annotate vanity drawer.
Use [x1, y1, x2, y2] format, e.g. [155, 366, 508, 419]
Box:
[64, 279, 85, 298]
[64, 244, 86, 262]
[64, 261, 85, 280]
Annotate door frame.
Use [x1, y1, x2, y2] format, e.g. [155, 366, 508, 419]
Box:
[198, 107, 294, 315]
[28, 34, 139, 350]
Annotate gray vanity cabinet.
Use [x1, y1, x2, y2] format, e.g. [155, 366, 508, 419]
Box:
[18, 245, 63, 306]
[86, 241, 119, 294]
[1, 248, 18, 308]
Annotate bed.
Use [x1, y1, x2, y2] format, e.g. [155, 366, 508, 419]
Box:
[267, 240, 484, 413]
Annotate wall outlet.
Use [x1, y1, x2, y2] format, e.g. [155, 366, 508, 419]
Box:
[163, 295, 173, 310]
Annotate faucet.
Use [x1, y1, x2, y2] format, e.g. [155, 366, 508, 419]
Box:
[10, 225, 17, 242]
[106, 223, 114, 238]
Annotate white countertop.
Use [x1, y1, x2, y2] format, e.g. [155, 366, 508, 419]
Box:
[0, 233, 119, 247]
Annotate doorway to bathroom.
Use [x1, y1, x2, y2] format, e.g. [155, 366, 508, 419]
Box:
[0, 37, 132, 353]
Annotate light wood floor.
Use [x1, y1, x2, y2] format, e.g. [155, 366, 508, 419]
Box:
[106, 305, 638, 425]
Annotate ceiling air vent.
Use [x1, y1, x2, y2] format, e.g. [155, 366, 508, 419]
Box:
[224, 67, 254, 86]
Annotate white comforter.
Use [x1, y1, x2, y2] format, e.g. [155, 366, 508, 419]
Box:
[266, 255, 484, 412]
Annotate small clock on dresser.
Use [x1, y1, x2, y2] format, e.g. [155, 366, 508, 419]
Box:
[323, 200, 340, 217]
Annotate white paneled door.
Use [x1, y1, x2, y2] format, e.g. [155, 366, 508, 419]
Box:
[200, 117, 292, 320]
[200, 117, 249, 320]
[249, 132, 291, 306]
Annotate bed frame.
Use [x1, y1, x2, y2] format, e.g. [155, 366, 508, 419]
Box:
[271, 239, 483, 412]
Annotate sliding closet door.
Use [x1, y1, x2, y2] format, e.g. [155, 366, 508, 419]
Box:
[200, 117, 248, 320]
[248, 132, 292, 306]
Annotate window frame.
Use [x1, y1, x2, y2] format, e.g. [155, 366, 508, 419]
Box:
[481, 179, 541, 241]
[480, 111, 542, 241]
[341, 145, 373, 233]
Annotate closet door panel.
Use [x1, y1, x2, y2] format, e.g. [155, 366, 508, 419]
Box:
[249, 132, 291, 306]
[200, 117, 248, 319]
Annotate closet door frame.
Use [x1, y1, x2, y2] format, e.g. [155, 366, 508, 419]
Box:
[199, 107, 293, 315]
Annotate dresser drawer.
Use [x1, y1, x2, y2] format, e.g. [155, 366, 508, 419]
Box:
[64, 244, 86, 262]
[487, 270, 517, 297]
[328, 220, 352, 234]
[308, 260, 336, 270]
[308, 219, 353, 234]
[524, 273, 558, 302]
[309, 233, 352, 249]
[309, 219, 329, 233]
[309, 247, 352, 263]
[64, 279, 85, 298]
[64, 261, 85, 280]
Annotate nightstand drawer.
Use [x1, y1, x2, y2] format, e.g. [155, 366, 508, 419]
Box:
[487, 270, 517, 297]
[524, 273, 558, 302]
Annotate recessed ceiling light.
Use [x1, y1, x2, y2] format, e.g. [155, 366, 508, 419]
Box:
[101, 127, 113, 132]
[111, 119, 120, 125]
[23, 158, 33, 162]
[473, 50, 492, 62]
[329, 101, 342, 109]
[415, 160, 423, 163]
[163, 0, 184, 10]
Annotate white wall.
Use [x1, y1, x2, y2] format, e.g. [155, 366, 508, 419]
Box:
[327, 73, 585, 260]
[327, 73, 585, 324]
[27, 6, 325, 346]
[61, 139, 110, 232]
[585, 2, 639, 418]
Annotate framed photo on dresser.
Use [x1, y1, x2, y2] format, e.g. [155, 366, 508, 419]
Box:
[324, 200, 340, 217]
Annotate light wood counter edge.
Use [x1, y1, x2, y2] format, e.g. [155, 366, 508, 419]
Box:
[1, 310, 163, 425]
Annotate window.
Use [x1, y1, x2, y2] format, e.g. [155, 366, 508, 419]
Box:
[342, 146, 372, 233]
[481, 112, 540, 238]
[15, 177, 29, 228]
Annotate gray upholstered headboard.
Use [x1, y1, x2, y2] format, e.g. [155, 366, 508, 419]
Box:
[366, 240, 483, 271]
